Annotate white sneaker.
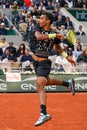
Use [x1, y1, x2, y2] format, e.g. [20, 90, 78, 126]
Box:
[34, 113, 51, 126]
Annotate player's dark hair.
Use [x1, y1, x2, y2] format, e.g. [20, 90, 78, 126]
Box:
[42, 12, 54, 25]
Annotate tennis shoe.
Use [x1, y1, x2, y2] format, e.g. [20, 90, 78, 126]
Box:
[34, 113, 51, 126]
[68, 79, 75, 95]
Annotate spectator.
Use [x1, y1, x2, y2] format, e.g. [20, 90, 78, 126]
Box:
[46, 1, 54, 10]
[17, 0, 24, 7]
[12, 1, 18, 9]
[19, 24, 28, 41]
[29, 2, 37, 12]
[20, 48, 33, 71]
[25, 11, 32, 23]
[0, 23, 7, 35]
[37, 7, 44, 16]
[3, 1, 11, 8]
[58, 25, 68, 36]
[6, 25, 16, 35]
[38, 2, 46, 11]
[49, 24, 58, 33]
[21, 2, 29, 10]
[58, 0, 68, 7]
[42, 0, 48, 7]
[10, 6, 19, 25]
[53, 8, 60, 21]
[73, 44, 83, 60]
[5, 41, 17, 57]
[76, 25, 86, 36]
[31, 6, 38, 16]
[73, 0, 77, 7]
[1, 48, 17, 62]
[0, 37, 8, 52]
[75, 0, 84, 8]
[0, 14, 8, 27]
[77, 49, 87, 63]
[16, 10, 26, 29]
[65, 16, 73, 30]
[27, 15, 36, 31]
[67, 48, 76, 61]
[55, 55, 74, 72]
[49, 45, 60, 69]
[60, 12, 66, 22]
[22, 8, 28, 16]
[17, 43, 26, 57]
[76, 49, 87, 72]
[32, 0, 41, 7]
[55, 45, 76, 73]
[20, 48, 33, 62]
[54, 1, 61, 8]
[55, 14, 65, 30]
[0, 37, 8, 46]
[74, 38, 83, 50]
[52, 0, 58, 9]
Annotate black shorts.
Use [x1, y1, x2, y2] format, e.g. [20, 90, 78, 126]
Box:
[33, 59, 52, 79]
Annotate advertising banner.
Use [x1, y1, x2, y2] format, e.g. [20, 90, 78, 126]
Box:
[67, 9, 87, 21]
[0, 73, 87, 93]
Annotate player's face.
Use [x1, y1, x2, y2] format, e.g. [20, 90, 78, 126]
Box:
[38, 14, 49, 28]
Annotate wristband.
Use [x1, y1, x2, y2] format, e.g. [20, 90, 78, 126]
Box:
[48, 34, 56, 39]
[61, 51, 68, 58]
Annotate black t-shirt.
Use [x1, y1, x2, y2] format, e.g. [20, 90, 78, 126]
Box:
[28, 24, 61, 58]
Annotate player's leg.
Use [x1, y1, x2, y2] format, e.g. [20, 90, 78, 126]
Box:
[34, 59, 52, 126]
[46, 77, 75, 95]
[34, 77, 51, 126]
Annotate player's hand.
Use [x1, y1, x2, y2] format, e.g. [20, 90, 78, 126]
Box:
[56, 34, 64, 40]
[66, 56, 76, 66]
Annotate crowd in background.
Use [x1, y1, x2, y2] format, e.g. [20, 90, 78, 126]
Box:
[0, 0, 87, 73]
[0, 0, 87, 9]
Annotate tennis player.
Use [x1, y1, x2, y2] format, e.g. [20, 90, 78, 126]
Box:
[28, 12, 76, 126]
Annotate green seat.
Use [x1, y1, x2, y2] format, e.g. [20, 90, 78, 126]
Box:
[6, 29, 17, 35]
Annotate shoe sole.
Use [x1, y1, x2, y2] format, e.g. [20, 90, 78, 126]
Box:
[34, 116, 51, 126]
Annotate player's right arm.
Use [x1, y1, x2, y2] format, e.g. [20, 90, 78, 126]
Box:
[35, 31, 64, 41]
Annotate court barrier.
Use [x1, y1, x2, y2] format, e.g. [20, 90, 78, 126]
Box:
[0, 72, 87, 93]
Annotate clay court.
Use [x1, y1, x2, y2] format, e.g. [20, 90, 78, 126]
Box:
[0, 92, 87, 130]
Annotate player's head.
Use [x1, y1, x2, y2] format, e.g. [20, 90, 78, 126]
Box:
[42, 12, 54, 24]
[38, 12, 54, 27]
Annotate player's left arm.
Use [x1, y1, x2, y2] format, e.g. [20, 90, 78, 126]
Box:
[54, 43, 76, 66]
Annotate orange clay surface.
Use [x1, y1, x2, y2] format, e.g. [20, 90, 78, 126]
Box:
[0, 93, 87, 130]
